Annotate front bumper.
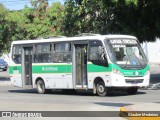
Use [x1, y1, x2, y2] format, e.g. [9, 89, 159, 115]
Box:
[109, 73, 150, 87]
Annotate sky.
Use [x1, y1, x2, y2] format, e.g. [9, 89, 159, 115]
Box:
[0, 0, 64, 10]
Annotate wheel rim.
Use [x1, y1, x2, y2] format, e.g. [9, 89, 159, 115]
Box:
[38, 82, 43, 92]
[98, 85, 105, 93]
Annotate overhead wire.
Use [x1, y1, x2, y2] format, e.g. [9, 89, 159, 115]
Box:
[0, 0, 57, 5]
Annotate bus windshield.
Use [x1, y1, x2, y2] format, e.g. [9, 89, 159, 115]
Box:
[105, 39, 148, 69]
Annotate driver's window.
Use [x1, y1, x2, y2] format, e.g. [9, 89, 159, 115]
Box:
[89, 46, 100, 60]
[89, 40, 108, 66]
[89, 40, 103, 61]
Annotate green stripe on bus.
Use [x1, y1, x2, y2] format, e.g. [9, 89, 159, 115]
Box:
[9, 64, 112, 74]
[9, 64, 149, 76]
[113, 64, 149, 76]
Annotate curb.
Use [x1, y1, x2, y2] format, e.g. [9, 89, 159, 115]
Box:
[140, 83, 160, 90]
[148, 83, 160, 90]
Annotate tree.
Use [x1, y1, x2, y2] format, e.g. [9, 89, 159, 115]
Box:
[5, 10, 28, 40]
[63, 0, 160, 42]
[30, 0, 48, 18]
[62, 0, 79, 36]
[0, 1, 65, 53]
[0, 4, 18, 53]
[62, 0, 123, 36]
[23, 1, 64, 39]
[46, 2, 65, 36]
[102, 0, 160, 42]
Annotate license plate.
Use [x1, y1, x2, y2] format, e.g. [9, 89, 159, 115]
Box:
[131, 82, 138, 84]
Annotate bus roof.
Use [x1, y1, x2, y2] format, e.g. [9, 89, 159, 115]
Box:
[11, 34, 137, 45]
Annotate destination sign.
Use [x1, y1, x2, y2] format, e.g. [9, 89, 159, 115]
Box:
[110, 39, 137, 44]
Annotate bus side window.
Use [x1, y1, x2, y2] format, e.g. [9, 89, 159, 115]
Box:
[89, 46, 100, 60]
[53, 43, 71, 63]
[12, 46, 21, 64]
[89, 41, 103, 61]
[34, 44, 52, 63]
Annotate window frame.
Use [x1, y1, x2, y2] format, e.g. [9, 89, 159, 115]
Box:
[33, 43, 52, 63]
[88, 40, 108, 67]
[53, 42, 72, 63]
[12, 45, 22, 64]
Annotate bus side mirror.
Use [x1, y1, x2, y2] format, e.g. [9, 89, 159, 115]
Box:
[98, 46, 106, 60]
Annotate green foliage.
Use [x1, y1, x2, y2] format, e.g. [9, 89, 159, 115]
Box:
[5, 11, 28, 40]
[47, 2, 65, 36]
[0, 4, 18, 53]
[124, 0, 138, 5]
[102, 0, 160, 42]
[62, 0, 160, 42]
[23, 1, 64, 38]
[62, 0, 118, 36]
[62, 0, 79, 36]
[0, 1, 64, 53]
[30, 0, 48, 17]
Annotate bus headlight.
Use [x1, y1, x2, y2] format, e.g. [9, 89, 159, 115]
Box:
[113, 68, 122, 75]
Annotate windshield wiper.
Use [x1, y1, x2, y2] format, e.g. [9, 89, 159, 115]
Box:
[134, 57, 143, 68]
[125, 50, 143, 69]
[124, 49, 132, 68]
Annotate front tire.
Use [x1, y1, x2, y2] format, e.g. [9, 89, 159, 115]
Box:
[96, 81, 107, 96]
[37, 80, 47, 94]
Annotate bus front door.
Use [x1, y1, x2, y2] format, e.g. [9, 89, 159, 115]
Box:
[74, 44, 88, 89]
[22, 47, 33, 88]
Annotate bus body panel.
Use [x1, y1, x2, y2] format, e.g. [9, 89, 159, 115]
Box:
[32, 74, 68, 89]
[10, 74, 22, 87]
[9, 34, 150, 95]
[87, 72, 111, 88]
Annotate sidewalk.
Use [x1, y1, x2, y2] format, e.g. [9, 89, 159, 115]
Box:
[0, 75, 10, 86]
[0, 81, 11, 86]
[146, 64, 160, 90]
[120, 103, 160, 120]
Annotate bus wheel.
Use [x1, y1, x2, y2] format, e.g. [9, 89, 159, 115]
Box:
[127, 87, 138, 95]
[96, 81, 106, 96]
[37, 80, 46, 94]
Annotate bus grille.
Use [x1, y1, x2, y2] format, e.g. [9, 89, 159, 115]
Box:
[125, 79, 144, 83]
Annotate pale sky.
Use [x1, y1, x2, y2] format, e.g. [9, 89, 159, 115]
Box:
[0, 0, 64, 10]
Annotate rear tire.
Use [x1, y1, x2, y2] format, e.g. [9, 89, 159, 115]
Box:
[96, 81, 107, 96]
[37, 80, 48, 94]
[127, 87, 138, 95]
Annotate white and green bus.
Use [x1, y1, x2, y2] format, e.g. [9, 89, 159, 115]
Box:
[9, 34, 150, 96]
